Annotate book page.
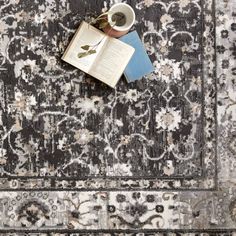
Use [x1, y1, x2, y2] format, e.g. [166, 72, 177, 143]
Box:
[62, 22, 108, 73]
[89, 38, 135, 88]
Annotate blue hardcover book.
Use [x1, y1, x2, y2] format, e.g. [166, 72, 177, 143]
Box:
[120, 31, 154, 82]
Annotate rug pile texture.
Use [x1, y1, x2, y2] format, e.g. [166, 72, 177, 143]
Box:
[0, 0, 236, 234]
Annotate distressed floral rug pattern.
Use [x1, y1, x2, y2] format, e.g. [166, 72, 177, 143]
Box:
[0, 0, 235, 234]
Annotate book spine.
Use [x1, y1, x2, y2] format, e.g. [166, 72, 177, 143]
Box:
[124, 71, 131, 83]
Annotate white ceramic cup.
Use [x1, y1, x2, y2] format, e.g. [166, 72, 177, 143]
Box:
[108, 3, 135, 34]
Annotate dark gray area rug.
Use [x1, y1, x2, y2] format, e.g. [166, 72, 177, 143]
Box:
[0, 0, 235, 234]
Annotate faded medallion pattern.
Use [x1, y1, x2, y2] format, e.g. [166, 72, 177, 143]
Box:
[0, 0, 235, 234]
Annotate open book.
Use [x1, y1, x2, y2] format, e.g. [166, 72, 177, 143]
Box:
[62, 21, 135, 88]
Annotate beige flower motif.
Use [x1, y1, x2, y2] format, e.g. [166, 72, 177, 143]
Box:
[182, 43, 192, 53]
[163, 160, 175, 176]
[45, 56, 57, 71]
[192, 76, 202, 86]
[144, 0, 155, 7]
[154, 59, 181, 83]
[15, 96, 27, 111]
[34, 13, 45, 24]
[205, 14, 212, 23]
[107, 163, 132, 176]
[160, 45, 169, 55]
[158, 40, 170, 56]
[115, 119, 123, 127]
[74, 96, 104, 113]
[160, 64, 173, 77]
[74, 129, 94, 145]
[160, 14, 173, 25]
[13, 92, 37, 119]
[14, 59, 36, 78]
[125, 89, 139, 102]
[156, 108, 181, 131]
[15, 10, 32, 22]
[120, 135, 131, 145]
[0, 158, 7, 165]
[179, 0, 191, 8]
[191, 102, 201, 114]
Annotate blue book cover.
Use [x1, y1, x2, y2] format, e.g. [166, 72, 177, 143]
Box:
[120, 31, 154, 82]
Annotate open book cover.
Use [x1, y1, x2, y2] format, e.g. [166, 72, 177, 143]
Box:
[62, 21, 135, 88]
[120, 31, 154, 82]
